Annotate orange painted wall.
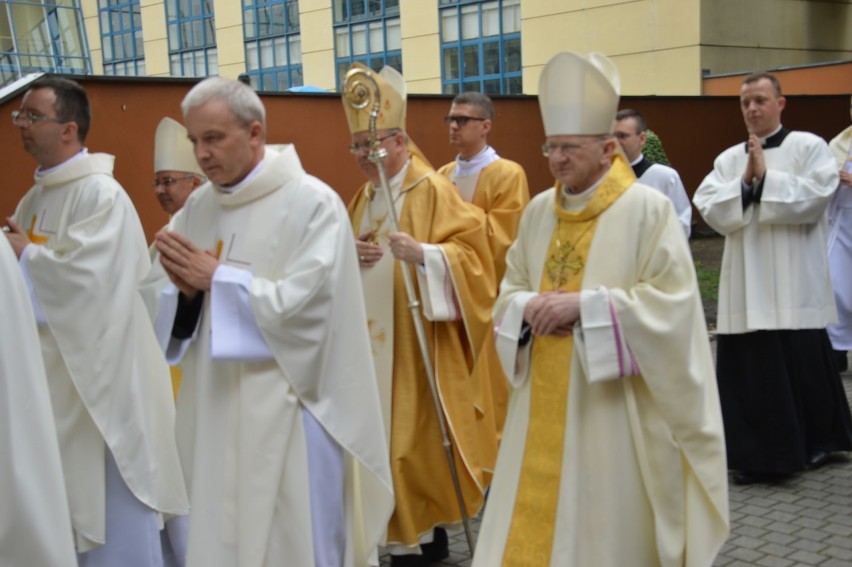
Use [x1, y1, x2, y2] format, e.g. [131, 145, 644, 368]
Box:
[1, 76, 848, 239]
[703, 61, 852, 96]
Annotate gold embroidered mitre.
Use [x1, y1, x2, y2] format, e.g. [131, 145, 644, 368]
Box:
[341, 63, 434, 169]
[341, 63, 406, 134]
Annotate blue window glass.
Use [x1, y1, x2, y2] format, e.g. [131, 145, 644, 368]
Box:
[0, 1, 92, 87]
[242, 0, 302, 92]
[165, 0, 218, 77]
[98, 0, 145, 76]
[333, 0, 401, 90]
[440, 0, 521, 95]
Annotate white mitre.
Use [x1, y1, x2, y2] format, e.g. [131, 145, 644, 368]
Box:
[154, 116, 203, 175]
[538, 51, 620, 136]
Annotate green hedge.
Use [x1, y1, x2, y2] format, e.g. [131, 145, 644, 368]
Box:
[644, 130, 671, 166]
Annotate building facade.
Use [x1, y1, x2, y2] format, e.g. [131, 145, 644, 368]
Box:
[2, 0, 851, 95]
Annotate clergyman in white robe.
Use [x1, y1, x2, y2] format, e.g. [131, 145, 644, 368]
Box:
[630, 153, 692, 237]
[142, 144, 394, 567]
[694, 125, 852, 476]
[0, 235, 77, 567]
[476, 178, 729, 567]
[11, 150, 190, 564]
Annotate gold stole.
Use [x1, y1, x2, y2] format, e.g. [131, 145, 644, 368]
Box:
[501, 156, 634, 565]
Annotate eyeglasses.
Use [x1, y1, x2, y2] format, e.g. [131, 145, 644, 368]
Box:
[541, 139, 603, 158]
[348, 132, 398, 154]
[11, 110, 62, 126]
[153, 175, 195, 188]
[444, 115, 487, 126]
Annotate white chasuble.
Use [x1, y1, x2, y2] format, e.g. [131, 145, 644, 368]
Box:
[141, 145, 393, 567]
[479, 177, 729, 567]
[357, 177, 407, 448]
[0, 236, 77, 566]
[13, 153, 189, 551]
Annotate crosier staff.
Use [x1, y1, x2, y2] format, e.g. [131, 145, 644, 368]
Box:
[342, 66, 476, 556]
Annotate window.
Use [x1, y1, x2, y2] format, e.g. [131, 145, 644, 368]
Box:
[98, 0, 145, 76]
[440, 0, 521, 95]
[243, 0, 302, 91]
[0, 1, 91, 87]
[333, 0, 400, 90]
[165, 0, 218, 77]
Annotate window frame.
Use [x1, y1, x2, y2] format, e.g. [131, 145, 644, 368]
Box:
[332, 0, 401, 90]
[164, 0, 218, 77]
[97, 0, 145, 76]
[439, 0, 521, 95]
[242, 0, 303, 92]
[0, 1, 92, 86]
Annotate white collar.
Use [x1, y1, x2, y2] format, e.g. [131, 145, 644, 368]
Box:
[214, 157, 265, 194]
[454, 145, 498, 177]
[35, 148, 88, 178]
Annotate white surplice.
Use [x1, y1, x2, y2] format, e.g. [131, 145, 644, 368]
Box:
[12, 152, 189, 552]
[0, 236, 77, 567]
[632, 155, 692, 237]
[693, 130, 839, 333]
[476, 182, 729, 567]
[141, 145, 394, 567]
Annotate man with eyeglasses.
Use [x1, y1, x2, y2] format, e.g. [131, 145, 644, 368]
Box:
[343, 64, 500, 567]
[4, 77, 189, 566]
[436, 92, 529, 448]
[437, 92, 529, 282]
[145, 116, 205, 567]
[474, 52, 728, 566]
[153, 117, 205, 217]
[614, 108, 691, 236]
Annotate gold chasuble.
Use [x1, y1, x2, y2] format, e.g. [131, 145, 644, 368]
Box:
[502, 156, 633, 566]
[348, 153, 499, 547]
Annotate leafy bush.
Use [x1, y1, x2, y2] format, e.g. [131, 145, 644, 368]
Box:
[644, 130, 671, 166]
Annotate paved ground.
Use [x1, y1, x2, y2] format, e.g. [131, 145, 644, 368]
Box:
[380, 354, 852, 567]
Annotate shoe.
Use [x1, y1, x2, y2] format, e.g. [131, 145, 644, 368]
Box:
[732, 471, 788, 485]
[390, 553, 430, 567]
[732, 471, 762, 485]
[421, 527, 449, 562]
[807, 451, 830, 469]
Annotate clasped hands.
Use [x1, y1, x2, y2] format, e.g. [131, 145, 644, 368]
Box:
[155, 231, 219, 300]
[743, 133, 766, 185]
[356, 230, 423, 268]
[523, 290, 581, 337]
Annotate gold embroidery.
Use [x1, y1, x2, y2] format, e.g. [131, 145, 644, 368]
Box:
[26, 214, 49, 245]
[367, 318, 386, 356]
[545, 230, 586, 290]
[501, 154, 635, 566]
[365, 182, 404, 245]
[368, 213, 390, 245]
